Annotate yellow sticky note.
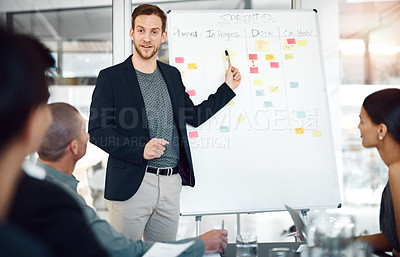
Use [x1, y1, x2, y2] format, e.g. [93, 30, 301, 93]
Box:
[255, 39, 269, 51]
[180, 71, 185, 78]
[270, 86, 279, 93]
[313, 130, 322, 137]
[253, 79, 262, 86]
[188, 63, 197, 70]
[282, 40, 297, 51]
[285, 53, 294, 60]
[295, 128, 304, 134]
[298, 40, 307, 46]
[237, 114, 246, 124]
[226, 100, 235, 106]
[265, 54, 274, 61]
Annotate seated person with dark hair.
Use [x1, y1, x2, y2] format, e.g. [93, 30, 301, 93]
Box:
[37, 102, 228, 257]
[0, 27, 109, 257]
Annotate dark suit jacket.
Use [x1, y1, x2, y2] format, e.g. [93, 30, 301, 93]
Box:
[89, 55, 235, 201]
[9, 175, 109, 257]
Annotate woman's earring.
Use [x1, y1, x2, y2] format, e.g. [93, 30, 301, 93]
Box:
[379, 135, 383, 140]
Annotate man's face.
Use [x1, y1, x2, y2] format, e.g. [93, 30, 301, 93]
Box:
[130, 14, 167, 60]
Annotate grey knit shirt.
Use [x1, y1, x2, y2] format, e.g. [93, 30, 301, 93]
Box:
[135, 67, 179, 168]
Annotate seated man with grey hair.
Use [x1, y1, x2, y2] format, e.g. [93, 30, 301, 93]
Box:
[37, 102, 228, 257]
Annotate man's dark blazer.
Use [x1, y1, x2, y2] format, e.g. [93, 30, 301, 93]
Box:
[89, 55, 235, 201]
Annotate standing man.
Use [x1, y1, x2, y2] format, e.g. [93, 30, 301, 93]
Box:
[89, 4, 241, 242]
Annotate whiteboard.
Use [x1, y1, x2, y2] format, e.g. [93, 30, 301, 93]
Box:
[167, 9, 340, 216]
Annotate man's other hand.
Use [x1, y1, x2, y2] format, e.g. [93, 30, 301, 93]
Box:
[143, 138, 169, 160]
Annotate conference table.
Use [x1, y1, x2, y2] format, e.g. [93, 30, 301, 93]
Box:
[223, 242, 391, 257]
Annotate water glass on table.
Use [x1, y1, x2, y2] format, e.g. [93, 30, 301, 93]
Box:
[236, 234, 258, 257]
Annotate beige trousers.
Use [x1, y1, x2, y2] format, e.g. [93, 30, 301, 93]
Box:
[108, 172, 182, 241]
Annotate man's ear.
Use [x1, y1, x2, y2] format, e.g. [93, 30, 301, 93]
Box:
[161, 30, 167, 43]
[69, 139, 79, 155]
[130, 28, 134, 40]
[378, 123, 388, 139]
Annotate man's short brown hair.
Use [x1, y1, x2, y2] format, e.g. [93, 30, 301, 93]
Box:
[131, 4, 167, 32]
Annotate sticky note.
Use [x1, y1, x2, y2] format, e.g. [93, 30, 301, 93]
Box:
[265, 54, 274, 61]
[250, 67, 259, 73]
[283, 40, 297, 51]
[313, 130, 322, 137]
[253, 79, 262, 86]
[264, 101, 273, 107]
[187, 89, 196, 96]
[295, 128, 304, 134]
[220, 126, 230, 133]
[237, 114, 246, 124]
[270, 86, 279, 93]
[188, 131, 199, 138]
[297, 111, 306, 119]
[180, 71, 185, 78]
[290, 81, 299, 88]
[249, 54, 258, 60]
[188, 63, 197, 69]
[175, 57, 184, 63]
[287, 38, 296, 44]
[298, 40, 307, 46]
[256, 90, 265, 96]
[226, 100, 235, 106]
[285, 53, 294, 60]
[255, 39, 269, 51]
[270, 62, 279, 68]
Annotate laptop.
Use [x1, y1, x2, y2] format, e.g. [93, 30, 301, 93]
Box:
[285, 204, 308, 243]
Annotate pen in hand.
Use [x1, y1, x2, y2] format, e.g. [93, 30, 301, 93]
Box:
[225, 50, 231, 66]
[222, 219, 224, 230]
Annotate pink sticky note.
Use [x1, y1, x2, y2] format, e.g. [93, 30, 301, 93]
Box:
[270, 62, 279, 68]
[287, 38, 296, 44]
[187, 89, 196, 96]
[250, 67, 259, 73]
[175, 57, 184, 63]
[189, 131, 199, 138]
[249, 54, 258, 60]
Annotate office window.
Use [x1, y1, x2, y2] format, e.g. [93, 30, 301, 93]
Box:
[339, 0, 400, 206]
[6, 3, 112, 211]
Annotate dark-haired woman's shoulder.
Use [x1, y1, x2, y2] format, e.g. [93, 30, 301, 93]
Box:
[8, 174, 109, 257]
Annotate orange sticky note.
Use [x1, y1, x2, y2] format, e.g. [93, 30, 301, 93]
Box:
[189, 131, 199, 138]
[295, 128, 304, 134]
[265, 54, 274, 61]
[188, 63, 197, 69]
[187, 90, 196, 96]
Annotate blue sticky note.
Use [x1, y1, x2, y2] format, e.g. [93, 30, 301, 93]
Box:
[256, 90, 265, 96]
[290, 82, 299, 88]
[297, 111, 306, 118]
[220, 126, 230, 133]
[264, 101, 273, 107]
